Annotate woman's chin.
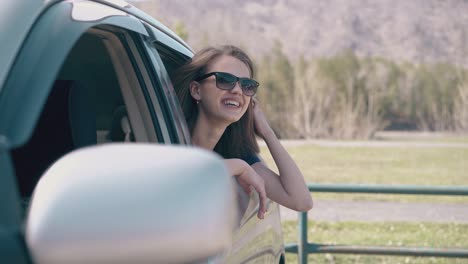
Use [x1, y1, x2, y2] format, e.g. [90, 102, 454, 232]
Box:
[219, 112, 243, 124]
[218, 108, 245, 123]
[223, 116, 241, 124]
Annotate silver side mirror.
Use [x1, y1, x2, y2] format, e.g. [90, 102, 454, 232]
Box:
[26, 144, 236, 264]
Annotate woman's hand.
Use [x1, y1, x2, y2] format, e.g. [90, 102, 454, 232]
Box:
[252, 98, 273, 139]
[225, 159, 267, 219]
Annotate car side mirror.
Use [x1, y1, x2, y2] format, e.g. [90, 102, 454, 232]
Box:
[26, 144, 236, 264]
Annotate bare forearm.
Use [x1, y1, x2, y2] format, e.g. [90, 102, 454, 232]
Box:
[224, 159, 246, 176]
[262, 129, 313, 210]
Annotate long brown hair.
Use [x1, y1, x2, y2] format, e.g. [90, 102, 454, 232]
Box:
[174, 45, 259, 159]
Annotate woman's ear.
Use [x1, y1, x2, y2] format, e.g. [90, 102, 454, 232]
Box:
[189, 81, 202, 101]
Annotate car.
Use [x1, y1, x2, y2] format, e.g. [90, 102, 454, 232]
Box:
[0, 0, 285, 263]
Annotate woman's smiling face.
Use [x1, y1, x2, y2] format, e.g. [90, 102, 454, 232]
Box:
[192, 55, 252, 125]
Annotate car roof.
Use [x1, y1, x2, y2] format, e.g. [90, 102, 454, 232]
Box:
[0, 0, 47, 90]
[0, 0, 192, 90]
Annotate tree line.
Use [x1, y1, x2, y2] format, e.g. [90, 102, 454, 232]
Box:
[255, 42, 468, 139]
[172, 23, 468, 139]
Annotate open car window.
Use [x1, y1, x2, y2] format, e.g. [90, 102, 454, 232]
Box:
[2, 2, 176, 207]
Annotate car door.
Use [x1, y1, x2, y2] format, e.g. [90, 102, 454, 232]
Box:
[0, 1, 176, 262]
[223, 190, 284, 263]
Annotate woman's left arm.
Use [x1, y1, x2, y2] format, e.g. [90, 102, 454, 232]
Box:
[251, 98, 313, 212]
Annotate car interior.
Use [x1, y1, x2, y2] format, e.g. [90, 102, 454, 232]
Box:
[11, 27, 152, 205]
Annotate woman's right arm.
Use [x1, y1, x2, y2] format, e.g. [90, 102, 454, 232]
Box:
[224, 159, 267, 219]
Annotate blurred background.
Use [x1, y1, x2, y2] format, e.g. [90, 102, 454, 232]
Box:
[132, 0, 468, 140]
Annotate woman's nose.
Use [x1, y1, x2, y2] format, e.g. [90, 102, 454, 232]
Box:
[230, 81, 243, 95]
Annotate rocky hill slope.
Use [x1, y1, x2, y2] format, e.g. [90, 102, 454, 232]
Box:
[134, 0, 468, 67]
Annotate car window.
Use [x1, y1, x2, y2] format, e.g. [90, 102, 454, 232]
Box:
[8, 28, 134, 198]
[8, 21, 180, 211]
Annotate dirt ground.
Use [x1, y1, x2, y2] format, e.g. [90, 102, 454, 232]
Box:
[280, 200, 468, 223]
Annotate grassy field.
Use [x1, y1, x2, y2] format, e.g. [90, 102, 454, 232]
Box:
[259, 136, 468, 203]
[282, 220, 468, 264]
[259, 134, 468, 262]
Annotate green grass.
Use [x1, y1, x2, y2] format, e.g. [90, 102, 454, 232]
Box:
[282, 220, 468, 264]
[260, 142, 468, 203]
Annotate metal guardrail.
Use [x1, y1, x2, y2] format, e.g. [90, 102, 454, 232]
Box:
[284, 183, 468, 264]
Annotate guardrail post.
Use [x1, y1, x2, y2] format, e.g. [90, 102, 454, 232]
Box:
[298, 211, 308, 264]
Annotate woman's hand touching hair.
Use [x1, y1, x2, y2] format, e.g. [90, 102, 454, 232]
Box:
[224, 159, 267, 219]
[252, 98, 274, 140]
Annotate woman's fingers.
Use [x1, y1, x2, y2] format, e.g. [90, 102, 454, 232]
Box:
[237, 168, 267, 219]
[252, 97, 258, 108]
[251, 98, 273, 140]
[249, 176, 267, 219]
[257, 185, 267, 219]
[238, 179, 251, 195]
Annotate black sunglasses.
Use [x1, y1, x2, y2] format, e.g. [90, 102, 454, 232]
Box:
[195, 72, 259, 96]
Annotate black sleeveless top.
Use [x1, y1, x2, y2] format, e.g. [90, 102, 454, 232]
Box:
[241, 154, 261, 165]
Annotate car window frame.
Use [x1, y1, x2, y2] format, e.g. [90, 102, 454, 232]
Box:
[0, 1, 148, 148]
[0, 148, 30, 264]
[139, 24, 193, 145]
[151, 42, 193, 145]
[90, 26, 164, 143]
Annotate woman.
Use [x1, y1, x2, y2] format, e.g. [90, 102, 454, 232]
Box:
[174, 45, 313, 219]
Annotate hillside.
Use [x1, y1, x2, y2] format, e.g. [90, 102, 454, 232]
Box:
[134, 0, 468, 67]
